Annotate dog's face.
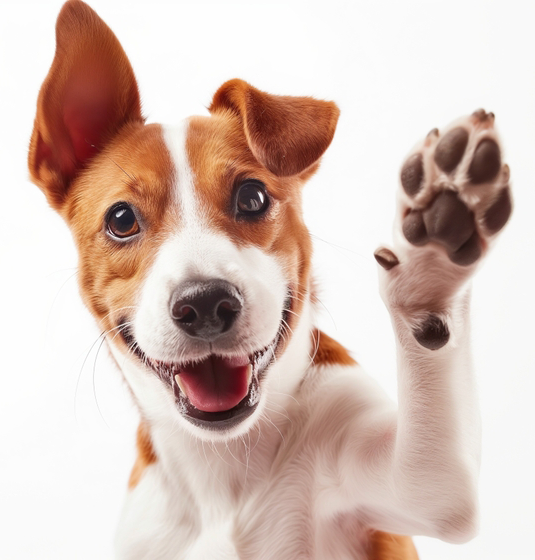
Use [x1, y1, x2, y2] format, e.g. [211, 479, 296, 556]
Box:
[29, 0, 338, 440]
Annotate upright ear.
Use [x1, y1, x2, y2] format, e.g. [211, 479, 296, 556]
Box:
[28, 0, 143, 209]
[209, 79, 340, 177]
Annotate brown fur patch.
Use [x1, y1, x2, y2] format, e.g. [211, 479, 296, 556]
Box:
[64, 122, 175, 337]
[186, 81, 338, 337]
[368, 531, 419, 560]
[185, 112, 315, 334]
[210, 79, 339, 177]
[27, 0, 176, 353]
[128, 420, 157, 489]
[312, 329, 357, 366]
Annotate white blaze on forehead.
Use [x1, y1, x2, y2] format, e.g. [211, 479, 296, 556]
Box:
[134, 225, 288, 361]
[163, 120, 201, 229]
[131, 121, 289, 365]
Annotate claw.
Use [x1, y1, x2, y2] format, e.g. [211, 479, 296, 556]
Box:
[424, 128, 439, 147]
[502, 163, 510, 183]
[471, 108, 495, 124]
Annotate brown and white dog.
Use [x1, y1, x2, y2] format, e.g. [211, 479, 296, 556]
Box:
[28, 2, 512, 558]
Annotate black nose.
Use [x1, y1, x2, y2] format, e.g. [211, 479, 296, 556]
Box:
[170, 280, 243, 341]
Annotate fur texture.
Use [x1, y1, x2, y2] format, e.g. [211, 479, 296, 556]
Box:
[29, 2, 512, 559]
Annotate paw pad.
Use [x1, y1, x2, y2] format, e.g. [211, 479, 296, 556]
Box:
[468, 139, 501, 184]
[434, 127, 469, 173]
[401, 153, 424, 196]
[483, 186, 512, 234]
[402, 210, 428, 246]
[412, 314, 450, 350]
[424, 191, 474, 252]
[399, 110, 511, 266]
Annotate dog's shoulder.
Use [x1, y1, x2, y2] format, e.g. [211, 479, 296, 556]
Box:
[303, 329, 389, 407]
[311, 329, 357, 368]
[293, 330, 395, 449]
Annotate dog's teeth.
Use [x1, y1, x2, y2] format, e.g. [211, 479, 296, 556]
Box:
[247, 363, 253, 385]
[174, 374, 187, 396]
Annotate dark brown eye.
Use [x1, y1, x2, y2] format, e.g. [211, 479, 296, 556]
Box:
[106, 203, 140, 239]
[236, 181, 269, 215]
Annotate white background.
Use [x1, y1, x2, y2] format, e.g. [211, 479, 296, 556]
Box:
[1, 0, 534, 558]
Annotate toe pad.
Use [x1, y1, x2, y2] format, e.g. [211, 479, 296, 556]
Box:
[468, 139, 501, 184]
[401, 153, 424, 196]
[434, 127, 469, 173]
[483, 187, 512, 234]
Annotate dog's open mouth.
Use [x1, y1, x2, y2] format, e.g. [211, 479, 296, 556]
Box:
[120, 303, 289, 431]
[167, 355, 253, 414]
[146, 339, 280, 429]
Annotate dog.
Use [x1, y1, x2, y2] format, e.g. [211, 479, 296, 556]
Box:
[28, 1, 512, 558]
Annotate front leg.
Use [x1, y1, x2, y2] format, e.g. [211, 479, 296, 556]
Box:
[314, 110, 512, 543]
[378, 110, 510, 537]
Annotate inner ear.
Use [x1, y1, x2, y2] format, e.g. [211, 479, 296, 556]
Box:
[209, 79, 340, 177]
[28, 0, 143, 209]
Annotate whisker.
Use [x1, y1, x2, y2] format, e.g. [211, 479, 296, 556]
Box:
[261, 413, 286, 447]
[92, 334, 111, 428]
[310, 232, 369, 263]
[307, 326, 321, 369]
[263, 405, 291, 422]
[45, 269, 78, 341]
[74, 330, 107, 423]
[270, 391, 300, 406]
[100, 152, 136, 182]
[98, 305, 138, 327]
[200, 440, 225, 487]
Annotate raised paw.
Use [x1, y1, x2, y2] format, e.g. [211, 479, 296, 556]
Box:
[399, 109, 512, 266]
[375, 111, 513, 349]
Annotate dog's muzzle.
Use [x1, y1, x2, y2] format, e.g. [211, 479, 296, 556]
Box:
[120, 280, 291, 432]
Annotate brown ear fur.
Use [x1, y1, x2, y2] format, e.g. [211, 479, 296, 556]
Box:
[209, 79, 339, 177]
[28, 0, 143, 209]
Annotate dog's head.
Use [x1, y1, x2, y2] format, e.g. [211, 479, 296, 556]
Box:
[29, 0, 339, 440]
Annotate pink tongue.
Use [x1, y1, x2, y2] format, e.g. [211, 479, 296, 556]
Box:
[178, 356, 251, 413]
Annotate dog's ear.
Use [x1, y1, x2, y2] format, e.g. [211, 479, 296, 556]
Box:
[28, 0, 143, 209]
[209, 79, 339, 177]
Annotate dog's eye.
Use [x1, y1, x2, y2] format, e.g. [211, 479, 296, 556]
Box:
[106, 203, 140, 239]
[236, 181, 269, 215]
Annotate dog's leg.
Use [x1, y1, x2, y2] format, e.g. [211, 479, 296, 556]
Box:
[372, 110, 511, 539]
[312, 110, 511, 545]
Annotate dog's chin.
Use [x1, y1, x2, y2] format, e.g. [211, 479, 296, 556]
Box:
[120, 321, 286, 435]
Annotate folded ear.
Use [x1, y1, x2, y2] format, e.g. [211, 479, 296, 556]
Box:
[28, 0, 143, 209]
[209, 79, 339, 177]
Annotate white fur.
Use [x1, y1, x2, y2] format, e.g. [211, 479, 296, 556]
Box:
[113, 114, 509, 558]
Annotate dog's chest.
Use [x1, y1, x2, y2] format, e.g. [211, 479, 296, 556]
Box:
[132, 433, 370, 560]
[186, 498, 369, 560]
